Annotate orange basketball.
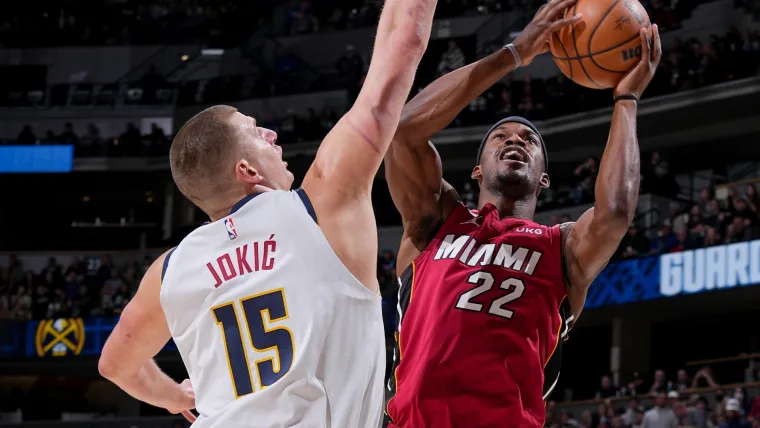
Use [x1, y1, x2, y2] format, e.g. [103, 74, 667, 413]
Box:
[549, 0, 651, 89]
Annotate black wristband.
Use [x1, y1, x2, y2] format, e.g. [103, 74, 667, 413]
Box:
[614, 94, 639, 104]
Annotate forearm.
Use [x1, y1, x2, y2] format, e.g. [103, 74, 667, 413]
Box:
[594, 100, 640, 224]
[375, 0, 436, 63]
[104, 359, 185, 409]
[398, 48, 518, 143]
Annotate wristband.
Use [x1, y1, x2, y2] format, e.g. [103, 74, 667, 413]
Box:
[614, 94, 639, 104]
[503, 43, 521, 68]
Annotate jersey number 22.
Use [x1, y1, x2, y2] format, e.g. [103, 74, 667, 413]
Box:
[212, 288, 295, 397]
[455, 271, 525, 319]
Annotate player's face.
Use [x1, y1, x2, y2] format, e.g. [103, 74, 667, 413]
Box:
[232, 113, 294, 190]
[472, 123, 548, 197]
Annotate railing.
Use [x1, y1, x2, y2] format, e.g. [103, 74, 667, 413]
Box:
[553, 381, 760, 411]
[0, 83, 176, 109]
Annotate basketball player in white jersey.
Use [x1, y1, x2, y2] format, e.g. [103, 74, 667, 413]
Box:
[97, 1, 438, 426]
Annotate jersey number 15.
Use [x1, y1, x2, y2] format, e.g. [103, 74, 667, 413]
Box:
[212, 288, 295, 398]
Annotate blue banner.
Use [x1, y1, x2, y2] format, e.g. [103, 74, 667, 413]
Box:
[585, 239, 760, 309]
[0, 145, 74, 173]
[0, 316, 176, 359]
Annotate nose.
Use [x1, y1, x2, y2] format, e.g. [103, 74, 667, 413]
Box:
[505, 135, 526, 148]
[261, 128, 278, 145]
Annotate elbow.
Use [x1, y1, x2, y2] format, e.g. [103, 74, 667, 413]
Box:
[597, 181, 639, 227]
[98, 354, 119, 380]
[389, 28, 427, 61]
[599, 201, 636, 230]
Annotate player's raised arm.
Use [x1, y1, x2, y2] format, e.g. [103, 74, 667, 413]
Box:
[301, 0, 439, 290]
[385, 0, 582, 274]
[304, 0, 438, 192]
[98, 251, 196, 422]
[561, 25, 662, 320]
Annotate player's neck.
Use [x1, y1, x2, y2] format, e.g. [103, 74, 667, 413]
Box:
[477, 191, 536, 220]
[206, 186, 276, 222]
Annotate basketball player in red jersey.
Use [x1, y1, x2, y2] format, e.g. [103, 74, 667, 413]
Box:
[382, 1, 662, 425]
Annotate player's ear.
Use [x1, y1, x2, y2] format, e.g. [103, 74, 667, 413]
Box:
[235, 159, 263, 186]
[471, 165, 483, 183]
[537, 173, 550, 195]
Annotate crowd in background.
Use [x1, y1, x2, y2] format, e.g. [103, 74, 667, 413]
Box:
[179, 27, 760, 134]
[617, 181, 760, 261]
[0, 0, 266, 47]
[279, 0, 544, 36]
[0, 255, 148, 321]
[546, 389, 760, 427]
[13, 121, 170, 158]
[0, 0, 717, 47]
[6, 28, 758, 150]
[544, 358, 760, 427]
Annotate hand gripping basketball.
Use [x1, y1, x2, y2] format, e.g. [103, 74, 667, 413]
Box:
[512, 0, 584, 66]
[614, 24, 662, 100]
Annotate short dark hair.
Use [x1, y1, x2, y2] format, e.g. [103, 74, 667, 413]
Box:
[169, 105, 239, 204]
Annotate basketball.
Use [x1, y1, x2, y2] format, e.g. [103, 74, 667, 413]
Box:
[549, 0, 651, 89]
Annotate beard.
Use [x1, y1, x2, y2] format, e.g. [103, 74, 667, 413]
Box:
[484, 168, 535, 199]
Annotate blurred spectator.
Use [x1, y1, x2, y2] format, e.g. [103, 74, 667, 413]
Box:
[118, 122, 142, 152]
[723, 397, 751, 428]
[686, 396, 710, 428]
[642, 152, 679, 198]
[622, 398, 641, 426]
[674, 369, 691, 392]
[11, 285, 31, 320]
[596, 375, 619, 399]
[572, 157, 598, 204]
[692, 367, 719, 389]
[59, 122, 79, 145]
[648, 221, 678, 255]
[642, 391, 678, 428]
[619, 225, 651, 259]
[16, 125, 36, 145]
[437, 41, 467, 77]
[286, 0, 317, 35]
[649, 370, 672, 396]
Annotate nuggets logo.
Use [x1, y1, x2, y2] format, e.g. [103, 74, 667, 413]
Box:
[224, 218, 238, 240]
[35, 318, 85, 357]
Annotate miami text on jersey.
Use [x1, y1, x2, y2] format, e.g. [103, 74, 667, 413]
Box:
[433, 234, 544, 276]
[206, 234, 278, 288]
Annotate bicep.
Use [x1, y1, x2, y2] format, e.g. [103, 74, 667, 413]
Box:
[562, 208, 627, 317]
[385, 137, 446, 224]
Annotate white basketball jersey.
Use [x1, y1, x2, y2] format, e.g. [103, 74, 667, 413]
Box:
[160, 189, 385, 428]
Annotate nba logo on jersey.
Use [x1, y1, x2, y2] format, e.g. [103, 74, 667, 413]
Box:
[224, 218, 237, 240]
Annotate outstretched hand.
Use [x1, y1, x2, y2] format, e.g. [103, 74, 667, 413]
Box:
[614, 24, 662, 99]
[512, 0, 583, 66]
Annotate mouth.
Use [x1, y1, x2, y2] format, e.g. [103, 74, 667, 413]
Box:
[498, 147, 529, 163]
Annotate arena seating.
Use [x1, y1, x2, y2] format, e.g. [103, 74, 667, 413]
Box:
[5, 28, 757, 150]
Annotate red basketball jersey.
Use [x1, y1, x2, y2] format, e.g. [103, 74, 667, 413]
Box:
[385, 203, 573, 428]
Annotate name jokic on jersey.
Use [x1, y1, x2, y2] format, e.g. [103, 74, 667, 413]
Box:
[206, 234, 278, 288]
[433, 234, 543, 276]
